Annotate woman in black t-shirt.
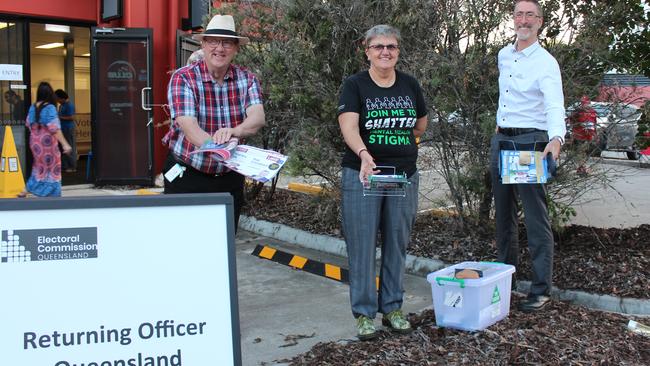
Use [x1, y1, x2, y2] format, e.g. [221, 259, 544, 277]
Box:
[337, 24, 428, 341]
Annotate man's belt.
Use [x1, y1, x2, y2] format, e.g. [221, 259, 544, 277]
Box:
[497, 127, 546, 136]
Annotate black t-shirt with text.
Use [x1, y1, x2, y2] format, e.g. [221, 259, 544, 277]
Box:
[337, 70, 427, 177]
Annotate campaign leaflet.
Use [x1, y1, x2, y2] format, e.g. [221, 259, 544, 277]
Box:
[500, 150, 549, 184]
[223, 145, 287, 183]
[191, 139, 287, 183]
[190, 138, 239, 161]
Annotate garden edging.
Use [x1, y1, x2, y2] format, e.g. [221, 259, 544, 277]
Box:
[240, 215, 650, 316]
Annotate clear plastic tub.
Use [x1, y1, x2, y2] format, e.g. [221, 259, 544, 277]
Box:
[426, 261, 515, 331]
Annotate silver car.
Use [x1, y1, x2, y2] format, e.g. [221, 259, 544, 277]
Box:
[566, 101, 643, 160]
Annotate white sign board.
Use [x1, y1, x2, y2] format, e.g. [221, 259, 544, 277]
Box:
[0, 64, 23, 81]
[0, 194, 241, 365]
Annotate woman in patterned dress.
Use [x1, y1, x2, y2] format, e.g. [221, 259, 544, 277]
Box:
[18, 82, 71, 197]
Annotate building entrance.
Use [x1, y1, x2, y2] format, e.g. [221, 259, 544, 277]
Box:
[29, 22, 91, 185]
[1, 18, 92, 185]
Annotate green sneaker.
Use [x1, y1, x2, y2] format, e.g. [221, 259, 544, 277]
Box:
[382, 309, 412, 334]
[356, 316, 377, 340]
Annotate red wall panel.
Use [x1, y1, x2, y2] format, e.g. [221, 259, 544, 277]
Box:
[0, 0, 97, 22]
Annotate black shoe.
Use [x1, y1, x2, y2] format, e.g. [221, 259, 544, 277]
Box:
[518, 295, 550, 312]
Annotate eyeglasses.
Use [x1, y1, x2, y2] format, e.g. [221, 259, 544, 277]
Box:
[367, 44, 399, 52]
[514, 11, 540, 20]
[203, 38, 237, 49]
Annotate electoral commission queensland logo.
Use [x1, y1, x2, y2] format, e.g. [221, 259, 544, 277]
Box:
[1, 227, 98, 263]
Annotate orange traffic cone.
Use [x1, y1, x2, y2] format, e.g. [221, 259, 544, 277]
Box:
[0, 126, 26, 198]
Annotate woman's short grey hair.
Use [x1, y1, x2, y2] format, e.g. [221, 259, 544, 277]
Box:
[364, 25, 401, 45]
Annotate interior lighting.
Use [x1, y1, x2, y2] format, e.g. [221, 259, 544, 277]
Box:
[45, 24, 70, 33]
[36, 42, 65, 49]
[0, 22, 15, 30]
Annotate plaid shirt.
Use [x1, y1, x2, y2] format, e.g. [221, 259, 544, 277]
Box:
[164, 60, 263, 174]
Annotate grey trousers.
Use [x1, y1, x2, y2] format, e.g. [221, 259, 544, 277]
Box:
[490, 131, 554, 296]
[341, 167, 419, 318]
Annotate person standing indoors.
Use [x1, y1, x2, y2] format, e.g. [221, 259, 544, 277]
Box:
[18, 82, 72, 197]
[4, 90, 25, 122]
[337, 24, 428, 340]
[163, 14, 265, 229]
[55, 89, 77, 172]
[491, 0, 566, 312]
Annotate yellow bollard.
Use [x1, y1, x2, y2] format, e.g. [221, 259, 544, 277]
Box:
[136, 188, 160, 195]
[287, 182, 323, 195]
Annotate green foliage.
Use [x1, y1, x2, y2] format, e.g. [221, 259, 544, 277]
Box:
[211, 0, 646, 228]
[547, 199, 577, 231]
[636, 101, 650, 150]
[604, 1, 649, 77]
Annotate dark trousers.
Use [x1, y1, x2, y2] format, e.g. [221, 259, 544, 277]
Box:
[163, 153, 245, 230]
[490, 131, 554, 296]
[60, 123, 77, 170]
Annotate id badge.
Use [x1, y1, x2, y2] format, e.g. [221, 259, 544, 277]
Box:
[164, 163, 185, 182]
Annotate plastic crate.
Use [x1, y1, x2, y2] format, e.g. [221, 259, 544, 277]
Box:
[426, 261, 515, 331]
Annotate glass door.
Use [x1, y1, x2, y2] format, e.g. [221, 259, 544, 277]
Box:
[90, 27, 153, 185]
[0, 19, 28, 178]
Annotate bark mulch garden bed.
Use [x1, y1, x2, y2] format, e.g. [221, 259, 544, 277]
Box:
[287, 295, 650, 365]
[243, 188, 650, 365]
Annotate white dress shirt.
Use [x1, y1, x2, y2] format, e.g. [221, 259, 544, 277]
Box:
[496, 41, 566, 141]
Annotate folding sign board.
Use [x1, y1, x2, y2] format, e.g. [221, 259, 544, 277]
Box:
[0, 194, 241, 365]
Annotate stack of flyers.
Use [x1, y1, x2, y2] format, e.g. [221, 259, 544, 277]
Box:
[190, 140, 288, 183]
[190, 138, 239, 161]
[223, 145, 288, 183]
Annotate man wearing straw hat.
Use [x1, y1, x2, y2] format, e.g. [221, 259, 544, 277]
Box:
[163, 14, 265, 229]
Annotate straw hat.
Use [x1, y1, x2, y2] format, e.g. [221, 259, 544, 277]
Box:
[193, 15, 249, 45]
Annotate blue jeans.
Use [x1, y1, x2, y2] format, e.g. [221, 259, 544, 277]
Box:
[341, 167, 419, 318]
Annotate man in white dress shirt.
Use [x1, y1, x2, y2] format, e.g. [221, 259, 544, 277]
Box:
[490, 0, 566, 312]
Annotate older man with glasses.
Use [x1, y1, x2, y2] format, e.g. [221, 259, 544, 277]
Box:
[163, 14, 265, 229]
[490, 0, 566, 312]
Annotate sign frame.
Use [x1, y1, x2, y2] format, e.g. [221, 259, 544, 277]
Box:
[0, 193, 241, 365]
